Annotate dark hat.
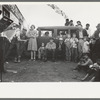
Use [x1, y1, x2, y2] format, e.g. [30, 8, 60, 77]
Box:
[70, 20, 73, 22]
[77, 21, 81, 23]
[90, 37, 96, 40]
[86, 23, 90, 26]
[66, 19, 69, 21]
[31, 25, 35, 29]
[45, 31, 49, 35]
[23, 28, 27, 31]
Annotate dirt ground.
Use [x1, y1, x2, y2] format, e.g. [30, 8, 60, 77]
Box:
[2, 60, 86, 82]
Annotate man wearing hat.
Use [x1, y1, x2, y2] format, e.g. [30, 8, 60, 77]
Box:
[85, 23, 91, 38]
[45, 37, 56, 61]
[76, 21, 83, 27]
[56, 37, 65, 60]
[5, 25, 21, 63]
[65, 19, 70, 26]
[92, 32, 100, 63]
[90, 23, 100, 63]
[93, 23, 100, 40]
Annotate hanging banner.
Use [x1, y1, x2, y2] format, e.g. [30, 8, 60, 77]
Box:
[47, 4, 68, 19]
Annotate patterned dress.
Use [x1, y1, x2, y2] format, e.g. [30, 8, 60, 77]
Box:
[27, 29, 38, 51]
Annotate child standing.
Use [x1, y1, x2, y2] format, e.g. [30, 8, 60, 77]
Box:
[89, 38, 96, 62]
[38, 43, 46, 61]
[82, 37, 90, 56]
[70, 33, 78, 62]
[78, 38, 84, 60]
[27, 25, 38, 61]
[64, 34, 72, 61]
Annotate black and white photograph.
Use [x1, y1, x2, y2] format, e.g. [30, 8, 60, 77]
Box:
[1, 2, 100, 82]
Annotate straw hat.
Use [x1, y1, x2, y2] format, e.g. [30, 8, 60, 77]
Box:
[59, 37, 63, 41]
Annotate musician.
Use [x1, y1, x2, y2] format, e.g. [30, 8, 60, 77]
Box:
[5, 25, 27, 63]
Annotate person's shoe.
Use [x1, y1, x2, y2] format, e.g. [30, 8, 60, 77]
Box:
[89, 77, 95, 82]
[73, 67, 78, 70]
[2, 70, 7, 73]
[66, 60, 70, 63]
[18, 56, 21, 63]
[52, 59, 55, 62]
[33, 59, 36, 61]
[81, 78, 86, 81]
[5, 61, 9, 64]
[44, 58, 47, 62]
[18, 59, 21, 63]
[29, 58, 33, 61]
[14, 58, 18, 63]
[74, 60, 77, 63]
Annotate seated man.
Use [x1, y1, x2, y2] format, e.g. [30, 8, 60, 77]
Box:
[45, 38, 56, 61]
[73, 54, 93, 71]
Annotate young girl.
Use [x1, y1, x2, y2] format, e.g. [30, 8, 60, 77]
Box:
[70, 33, 78, 62]
[64, 34, 72, 61]
[78, 38, 84, 60]
[27, 25, 38, 61]
[82, 37, 90, 56]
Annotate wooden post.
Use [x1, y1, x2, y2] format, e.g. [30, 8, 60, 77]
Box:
[68, 29, 70, 34]
[38, 29, 41, 37]
[53, 29, 57, 38]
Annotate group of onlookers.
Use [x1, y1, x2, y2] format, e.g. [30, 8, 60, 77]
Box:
[3, 21, 100, 81]
[72, 23, 100, 82]
[65, 19, 82, 27]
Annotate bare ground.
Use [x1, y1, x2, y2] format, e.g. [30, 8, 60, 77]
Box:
[2, 60, 86, 82]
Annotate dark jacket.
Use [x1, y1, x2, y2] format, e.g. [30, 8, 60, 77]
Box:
[93, 30, 100, 40]
[89, 43, 95, 56]
[82, 29, 88, 37]
[56, 41, 65, 51]
[93, 38, 100, 54]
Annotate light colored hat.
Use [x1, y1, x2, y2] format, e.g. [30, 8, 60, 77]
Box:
[59, 37, 63, 41]
[96, 23, 100, 28]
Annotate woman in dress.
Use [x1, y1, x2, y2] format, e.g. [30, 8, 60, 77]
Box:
[27, 25, 38, 61]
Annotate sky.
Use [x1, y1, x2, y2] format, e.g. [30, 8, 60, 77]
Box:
[17, 2, 100, 34]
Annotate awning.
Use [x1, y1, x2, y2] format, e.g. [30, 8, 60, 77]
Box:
[0, 16, 13, 33]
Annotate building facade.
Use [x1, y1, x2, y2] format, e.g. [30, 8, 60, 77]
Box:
[0, 4, 27, 30]
[0, 4, 27, 40]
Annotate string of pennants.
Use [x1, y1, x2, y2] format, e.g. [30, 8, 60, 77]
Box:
[47, 4, 68, 19]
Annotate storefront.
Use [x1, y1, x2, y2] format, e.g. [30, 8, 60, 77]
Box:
[0, 4, 27, 40]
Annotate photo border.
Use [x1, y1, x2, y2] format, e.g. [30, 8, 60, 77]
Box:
[0, 0, 100, 99]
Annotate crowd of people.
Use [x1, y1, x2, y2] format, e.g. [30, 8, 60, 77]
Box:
[3, 20, 100, 82]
